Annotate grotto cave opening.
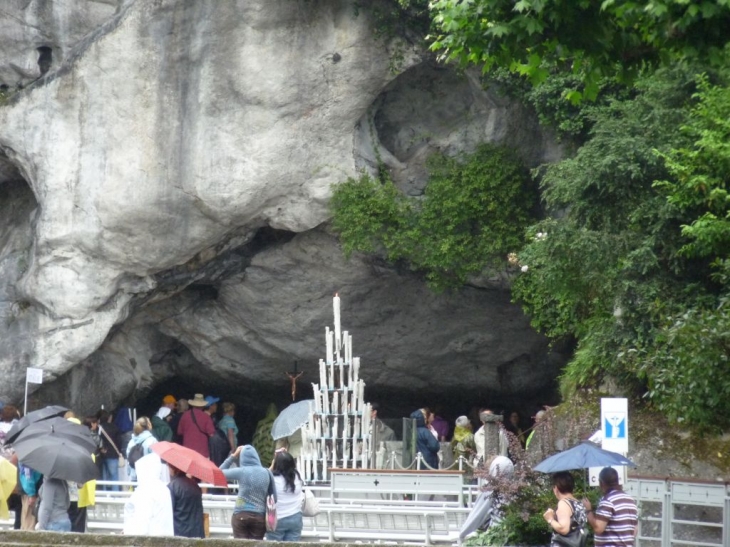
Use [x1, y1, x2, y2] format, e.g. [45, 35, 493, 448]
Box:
[133, 367, 560, 444]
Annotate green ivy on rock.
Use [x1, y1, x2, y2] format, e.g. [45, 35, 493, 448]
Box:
[331, 145, 537, 290]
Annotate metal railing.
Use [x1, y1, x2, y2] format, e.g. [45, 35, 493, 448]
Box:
[626, 476, 730, 547]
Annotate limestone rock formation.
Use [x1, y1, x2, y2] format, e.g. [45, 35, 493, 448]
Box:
[0, 0, 565, 414]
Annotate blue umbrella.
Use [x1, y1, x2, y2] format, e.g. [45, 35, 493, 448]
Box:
[271, 400, 314, 440]
[533, 441, 636, 473]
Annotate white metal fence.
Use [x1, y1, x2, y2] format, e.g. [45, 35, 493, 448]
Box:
[626, 476, 730, 547]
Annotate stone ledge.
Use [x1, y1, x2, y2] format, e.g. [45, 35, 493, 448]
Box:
[0, 530, 347, 547]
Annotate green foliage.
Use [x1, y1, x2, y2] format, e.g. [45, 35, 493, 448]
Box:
[510, 65, 730, 422]
[655, 70, 730, 262]
[428, 0, 730, 97]
[465, 469, 598, 547]
[331, 145, 537, 290]
[634, 297, 730, 430]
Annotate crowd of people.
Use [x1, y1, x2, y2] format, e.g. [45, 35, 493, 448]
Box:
[1, 396, 637, 545]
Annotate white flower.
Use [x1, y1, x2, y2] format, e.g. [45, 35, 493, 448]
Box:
[521, 265, 529, 272]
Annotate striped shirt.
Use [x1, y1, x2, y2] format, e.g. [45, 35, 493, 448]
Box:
[594, 488, 638, 546]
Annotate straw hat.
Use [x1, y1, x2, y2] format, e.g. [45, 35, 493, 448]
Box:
[188, 394, 207, 407]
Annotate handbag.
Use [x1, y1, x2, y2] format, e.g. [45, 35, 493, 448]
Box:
[266, 494, 277, 531]
[552, 499, 588, 547]
[301, 487, 320, 517]
[265, 470, 277, 531]
[553, 527, 587, 547]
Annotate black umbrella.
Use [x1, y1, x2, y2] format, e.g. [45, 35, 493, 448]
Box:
[14, 436, 99, 484]
[5, 405, 68, 444]
[14, 417, 97, 454]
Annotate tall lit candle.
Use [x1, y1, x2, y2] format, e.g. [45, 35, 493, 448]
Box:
[319, 359, 326, 388]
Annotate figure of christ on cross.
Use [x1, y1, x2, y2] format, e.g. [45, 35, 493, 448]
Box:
[286, 370, 304, 401]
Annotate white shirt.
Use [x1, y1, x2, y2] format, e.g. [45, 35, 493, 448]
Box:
[273, 475, 303, 519]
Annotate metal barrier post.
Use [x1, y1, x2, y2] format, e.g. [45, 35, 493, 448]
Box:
[723, 487, 730, 547]
[662, 486, 671, 547]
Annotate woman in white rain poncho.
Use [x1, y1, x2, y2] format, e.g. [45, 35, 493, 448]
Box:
[123, 453, 174, 536]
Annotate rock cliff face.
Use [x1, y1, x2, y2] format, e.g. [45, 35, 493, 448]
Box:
[0, 0, 567, 416]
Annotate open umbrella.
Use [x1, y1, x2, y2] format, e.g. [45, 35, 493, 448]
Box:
[533, 441, 636, 473]
[271, 399, 313, 440]
[5, 405, 68, 444]
[14, 436, 98, 484]
[151, 441, 228, 487]
[15, 417, 97, 454]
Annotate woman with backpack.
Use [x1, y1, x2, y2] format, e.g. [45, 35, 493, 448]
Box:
[126, 417, 157, 482]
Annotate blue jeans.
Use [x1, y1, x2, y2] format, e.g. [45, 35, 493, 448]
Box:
[101, 457, 120, 491]
[46, 518, 72, 532]
[265, 512, 303, 542]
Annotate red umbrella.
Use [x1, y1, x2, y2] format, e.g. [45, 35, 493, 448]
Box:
[151, 441, 228, 487]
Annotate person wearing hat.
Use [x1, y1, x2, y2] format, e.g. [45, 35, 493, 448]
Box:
[176, 394, 215, 458]
[204, 396, 220, 427]
[162, 395, 177, 411]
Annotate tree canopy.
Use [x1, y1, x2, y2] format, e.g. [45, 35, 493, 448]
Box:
[428, 0, 730, 100]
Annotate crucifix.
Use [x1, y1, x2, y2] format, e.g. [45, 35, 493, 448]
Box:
[286, 360, 304, 401]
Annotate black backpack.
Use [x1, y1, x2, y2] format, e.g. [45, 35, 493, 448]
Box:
[128, 442, 145, 469]
[209, 430, 230, 466]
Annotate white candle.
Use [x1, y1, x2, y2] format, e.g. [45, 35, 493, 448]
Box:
[332, 438, 337, 468]
[326, 327, 333, 364]
[333, 392, 339, 417]
[348, 335, 353, 364]
[359, 380, 365, 412]
[339, 362, 344, 389]
[351, 384, 358, 414]
[334, 294, 341, 355]
[319, 359, 326, 388]
[334, 416, 339, 440]
[342, 331, 348, 362]
[342, 386, 348, 414]
[353, 357, 360, 385]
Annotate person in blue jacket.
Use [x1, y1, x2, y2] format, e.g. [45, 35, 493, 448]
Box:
[410, 409, 441, 470]
[219, 444, 276, 539]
